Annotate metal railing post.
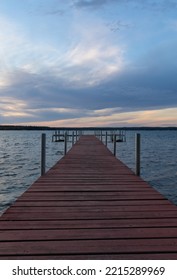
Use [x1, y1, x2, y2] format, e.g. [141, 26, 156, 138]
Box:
[41, 133, 46, 176]
[76, 130, 78, 142]
[135, 133, 141, 176]
[105, 131, 108, 146]
[57, 130, 60, 142]
[64, 131, 67, 155]
[113, 134, 116, 156]
[72, 131, 75, 146]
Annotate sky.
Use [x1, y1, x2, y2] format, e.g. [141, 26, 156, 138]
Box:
[0, 0, 177, 127]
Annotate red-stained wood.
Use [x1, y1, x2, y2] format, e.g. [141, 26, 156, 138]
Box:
[0, 135, 177, 260]
[3, 211, 177, 221]
[1, 227, 177, 241]
[1, 217, 177, 230]
[1, 238, 177, 256]
[1, 253, 177, 260]
[13, 199, 171, 207]
[6, 205, 177, 213]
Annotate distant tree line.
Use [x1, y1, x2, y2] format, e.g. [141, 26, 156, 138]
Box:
[0, 125, 177, 131]
[0, 125, 52, 130]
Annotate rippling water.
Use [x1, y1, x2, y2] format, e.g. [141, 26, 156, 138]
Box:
[0, 129, 177, 215]
[110, 130, 177, 205]
[0, 130, 72, 215]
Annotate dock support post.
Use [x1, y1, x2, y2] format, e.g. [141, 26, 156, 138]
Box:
[105, 131, 108, 146]
[41, 133, 46, 176]
[76, 130, 78, 142]
[64, 132, 67, 155]
[135, 133, 141, 176]
[72, 131, 75, 146]
[58, 130, 60, 142]
[52, 130, 56, 142]
[113, 134, 116, 156]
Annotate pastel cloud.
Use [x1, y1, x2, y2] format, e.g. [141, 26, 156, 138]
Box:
[16, 107, 177, 127]
[0, 97, 30, 122]
[74, 0, 177, 11]
[0, 11, 125, 88]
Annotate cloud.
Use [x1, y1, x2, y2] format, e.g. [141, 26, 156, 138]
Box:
[66, 42, 124, 86]
[0, 11, 125, 88]
[16, 107, 177, 127]
[74, 0, 109, 8]
[0, 96, 31, 123]
[19, 0, 67, 17]
[0, 16, 50, 77]
[74, 0, 177, 12]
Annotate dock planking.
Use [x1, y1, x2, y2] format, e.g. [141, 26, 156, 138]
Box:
[1, 135, 177, 259]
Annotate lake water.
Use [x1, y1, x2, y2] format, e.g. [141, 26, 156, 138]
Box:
[0, 129, 177, 215]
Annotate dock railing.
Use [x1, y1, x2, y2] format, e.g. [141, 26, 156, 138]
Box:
[42, 130, 83, 175]
[50, 129, 141, 176]
[94, 130, 141, 176]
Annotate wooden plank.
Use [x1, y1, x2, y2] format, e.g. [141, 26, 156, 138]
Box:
[1, 227, 177, 241]
[28, 185, 153, 191]
[1, 218, 177, 230]
[1, 253, 177, 260]
[2, 211, 177, 220]
[0, 253, 175, 260]
[19, 190, 163, 196]
[1, 239, 177, 256]
[16, 195, 164, 201]
[13, 200, 171, 207]
[7, 205, 177, 212]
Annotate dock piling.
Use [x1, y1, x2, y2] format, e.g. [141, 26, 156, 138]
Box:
[135, 133, 141, 176]
[41, 133, 46, 176]
[72, 131, 75, 146]
[64, 132, 67, 155]
[113, 134, 117, 156]
[105, 131, 108, 146]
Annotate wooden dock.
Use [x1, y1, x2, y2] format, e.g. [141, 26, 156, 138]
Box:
[1, 135, 177, 259]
